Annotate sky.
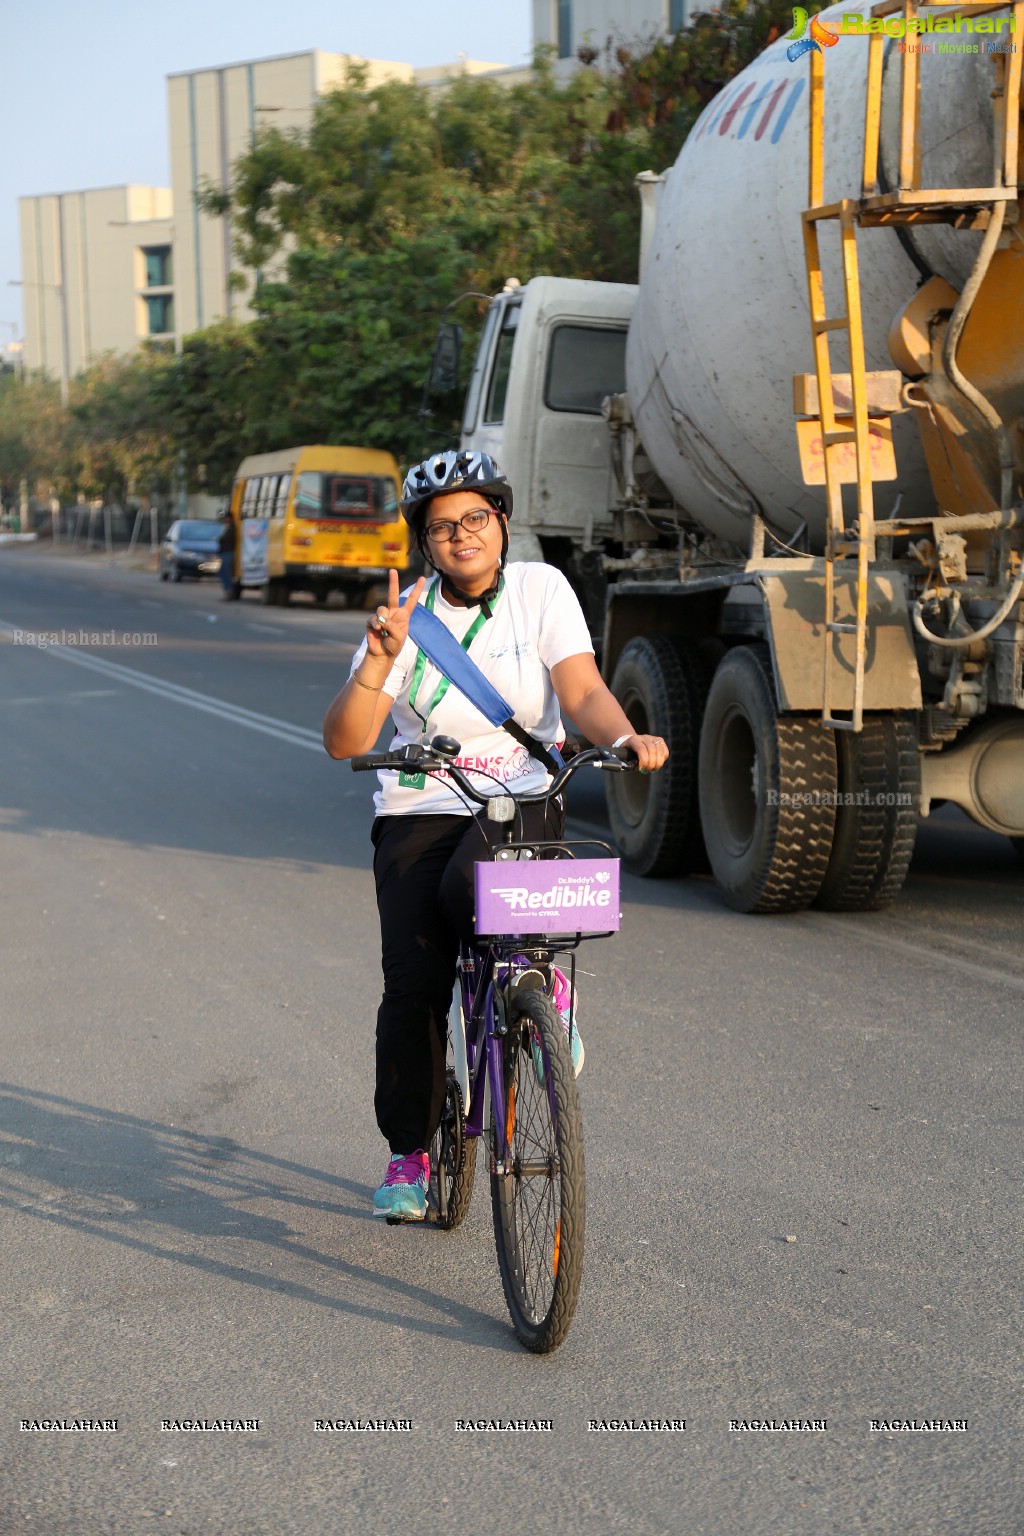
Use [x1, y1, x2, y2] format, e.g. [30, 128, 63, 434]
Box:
[0, 0, 534, 349]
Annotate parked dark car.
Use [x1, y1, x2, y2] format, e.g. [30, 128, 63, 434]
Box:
[158, 520, 223, 582]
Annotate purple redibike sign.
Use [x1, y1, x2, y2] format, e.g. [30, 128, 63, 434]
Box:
[474, 858, 621, 936]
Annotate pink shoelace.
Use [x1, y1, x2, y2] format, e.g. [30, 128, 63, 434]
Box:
[384, 1152, 428, 1187]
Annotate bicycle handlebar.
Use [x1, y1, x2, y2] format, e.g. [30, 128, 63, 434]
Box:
[351, 737, 637, 804]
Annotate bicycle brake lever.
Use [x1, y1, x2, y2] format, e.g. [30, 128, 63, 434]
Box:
[600, 748, 639, 770]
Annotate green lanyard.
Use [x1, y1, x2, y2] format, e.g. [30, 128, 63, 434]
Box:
[399, 577, 501, 789]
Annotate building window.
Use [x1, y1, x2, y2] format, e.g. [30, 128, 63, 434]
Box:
[144, 295, 174, 336]
[669, 0, 686, 30]
[557, 0, 572, 57]
[142, 246, 172, 288]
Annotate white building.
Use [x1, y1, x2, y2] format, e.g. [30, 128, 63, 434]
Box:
[532, 0, 691, 68]
[18, 185, 173, 389]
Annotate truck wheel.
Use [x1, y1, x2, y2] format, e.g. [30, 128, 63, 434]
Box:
[606, 636, 694, 877]
[674, 640, 716, 874]
[699, 644, 838, 913]
[814, 715, 919, 911]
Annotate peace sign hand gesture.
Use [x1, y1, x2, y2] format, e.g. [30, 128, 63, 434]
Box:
[365, 569, 426, 660]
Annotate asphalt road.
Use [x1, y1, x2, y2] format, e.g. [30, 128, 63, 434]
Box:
[1, 544, 1021, 1536]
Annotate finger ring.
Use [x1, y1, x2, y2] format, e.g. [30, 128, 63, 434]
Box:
[375, 608, 389, 623]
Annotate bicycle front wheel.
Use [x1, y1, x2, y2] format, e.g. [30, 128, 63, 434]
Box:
[490, 989, 585, 1353]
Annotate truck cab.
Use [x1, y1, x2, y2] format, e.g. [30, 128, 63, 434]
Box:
[461, 277, 637, 564]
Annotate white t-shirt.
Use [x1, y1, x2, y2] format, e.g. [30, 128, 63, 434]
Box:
[350, 562, 594, 816]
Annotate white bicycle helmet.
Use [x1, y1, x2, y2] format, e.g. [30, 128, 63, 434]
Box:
[400, 450, 513, 525]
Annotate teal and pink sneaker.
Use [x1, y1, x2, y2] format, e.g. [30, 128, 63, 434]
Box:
[372, 1150, 429, 1221]
[552, 965, 584, 1076]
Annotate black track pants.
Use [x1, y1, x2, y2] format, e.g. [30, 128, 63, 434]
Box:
[371, 800, 563, 1154]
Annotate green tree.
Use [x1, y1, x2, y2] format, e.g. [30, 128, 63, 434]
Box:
[208, 59, 645, 288]
[0, 373, 73, 507]
[607, 0, 814, 167]
[156, 322, 265, 496]
[69, 350, 177, 504]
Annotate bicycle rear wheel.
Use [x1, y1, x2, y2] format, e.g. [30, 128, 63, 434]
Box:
[490, 989, 585, 1353]
[429, 1070, 477, 1230]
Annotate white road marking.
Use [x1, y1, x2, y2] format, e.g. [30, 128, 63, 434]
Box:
[0, 618, 325, 753]
[0, 689, 119, 705]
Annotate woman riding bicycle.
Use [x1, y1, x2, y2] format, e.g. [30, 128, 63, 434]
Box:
[322, 449, 669, 1221]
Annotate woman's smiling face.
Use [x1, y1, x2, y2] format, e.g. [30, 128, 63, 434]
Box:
[422, 490, 505, 596]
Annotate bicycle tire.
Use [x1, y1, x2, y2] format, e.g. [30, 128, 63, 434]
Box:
[429, 1070, 477, 1231]
[489, 989, 585, 1353]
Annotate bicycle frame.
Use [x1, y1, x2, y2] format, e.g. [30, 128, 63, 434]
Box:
[454, 941, 554, 1174]
[455, 841, 621, 1166]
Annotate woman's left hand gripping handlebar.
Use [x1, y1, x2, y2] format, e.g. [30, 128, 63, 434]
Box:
[365, 570, 426, 660]
[619, 732, 670, 774]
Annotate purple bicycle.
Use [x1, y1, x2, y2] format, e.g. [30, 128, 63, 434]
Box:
[352, 735, 635, 1353]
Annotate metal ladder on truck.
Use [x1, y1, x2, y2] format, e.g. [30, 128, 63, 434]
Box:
[800, 0, 1023, 730]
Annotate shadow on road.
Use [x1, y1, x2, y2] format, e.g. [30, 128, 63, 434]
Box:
[0, 1081, 515, 1351]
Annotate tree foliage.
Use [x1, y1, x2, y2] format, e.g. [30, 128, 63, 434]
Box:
[602, 0, 801, 168]
[0, 374, 74, 507]
[69, 351, 177, 503]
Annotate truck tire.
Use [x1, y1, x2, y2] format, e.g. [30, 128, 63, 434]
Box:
[675, 639, 717, 873]
[606, 636, 694, 877]
[814, 714, 919, 911]
[699, 644, 838, 913]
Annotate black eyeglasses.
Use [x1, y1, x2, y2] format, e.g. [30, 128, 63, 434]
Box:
[423, 507, 495, 543]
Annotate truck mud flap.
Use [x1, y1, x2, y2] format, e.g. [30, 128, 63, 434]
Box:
[759, 571, 922, 713]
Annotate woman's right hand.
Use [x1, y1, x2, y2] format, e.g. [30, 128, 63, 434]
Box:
[365, 569, 426, 660]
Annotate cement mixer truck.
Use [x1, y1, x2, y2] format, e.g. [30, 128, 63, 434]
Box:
[445, 0, 1024, 913]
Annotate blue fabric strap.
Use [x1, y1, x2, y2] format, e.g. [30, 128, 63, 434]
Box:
[407, 602, 564, 775]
